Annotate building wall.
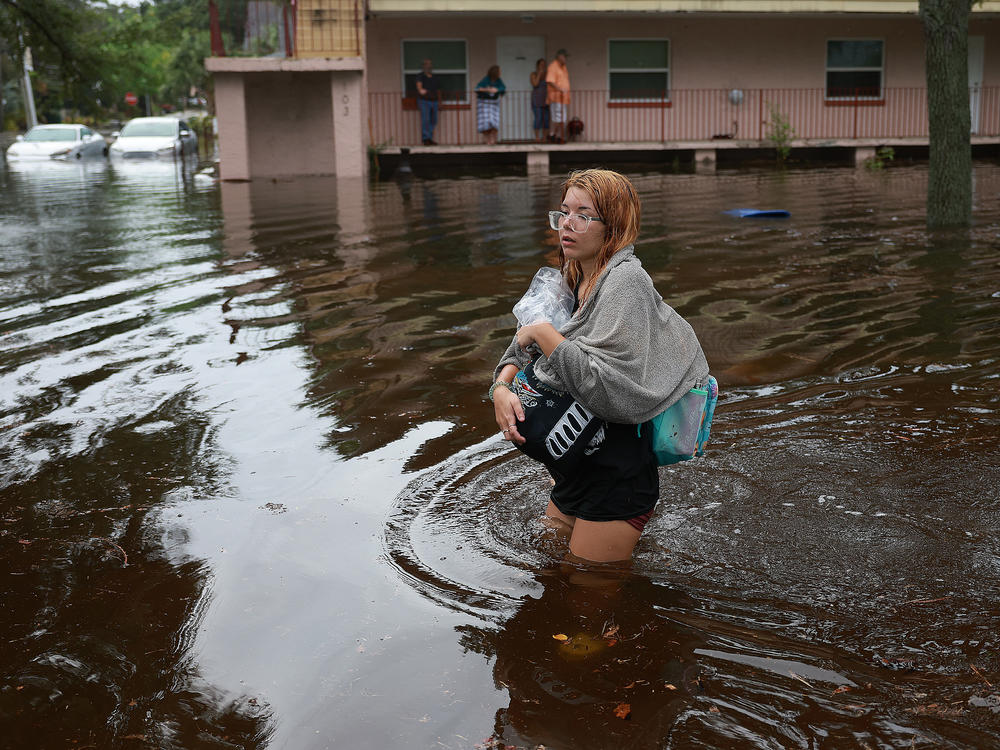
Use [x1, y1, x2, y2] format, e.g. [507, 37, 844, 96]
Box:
[368, 14, 1000, 92]
[365, 14, 1000, 144]
[245, 72, 337, 177]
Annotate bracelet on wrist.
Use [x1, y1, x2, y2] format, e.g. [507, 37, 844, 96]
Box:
[488, 379, 513, 402]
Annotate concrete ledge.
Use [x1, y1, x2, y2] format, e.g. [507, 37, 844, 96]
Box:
[206, 56, 365, 73]
[380, 135, 999, 156]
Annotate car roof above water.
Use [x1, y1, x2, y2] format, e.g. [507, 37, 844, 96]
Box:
[124, 116, 182, 123]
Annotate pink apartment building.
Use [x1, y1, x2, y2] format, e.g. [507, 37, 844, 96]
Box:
[208, 0, 1000, 179]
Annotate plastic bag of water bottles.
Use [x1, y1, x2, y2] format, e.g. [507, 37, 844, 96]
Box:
[512, 267, 575, 330]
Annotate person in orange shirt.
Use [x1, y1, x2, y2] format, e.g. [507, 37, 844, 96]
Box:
[545, 49, 571, 143]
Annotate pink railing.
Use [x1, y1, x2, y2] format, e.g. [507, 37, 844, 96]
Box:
[369, 87, 1000, 147]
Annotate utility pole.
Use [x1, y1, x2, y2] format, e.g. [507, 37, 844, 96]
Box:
[22, 45, 38, 128]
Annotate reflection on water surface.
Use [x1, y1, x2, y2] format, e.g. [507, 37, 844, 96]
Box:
[1, 159, 999, 748]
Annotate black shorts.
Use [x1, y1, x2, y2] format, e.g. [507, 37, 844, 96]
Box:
[549, 421, 659, 522]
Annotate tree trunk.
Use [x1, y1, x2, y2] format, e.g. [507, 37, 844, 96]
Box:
[919, 0, 973, 228]
[0, 45, 5, 130]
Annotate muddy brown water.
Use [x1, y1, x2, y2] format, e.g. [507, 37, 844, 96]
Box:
[1, 157, 999, 749]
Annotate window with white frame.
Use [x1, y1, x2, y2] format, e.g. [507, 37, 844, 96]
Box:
[826, 40, 884, 99]
[402, 40, 468, 103]
[608, 39, 670, 102]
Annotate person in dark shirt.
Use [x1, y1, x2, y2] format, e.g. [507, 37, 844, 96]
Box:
[415, 59, 441, 146]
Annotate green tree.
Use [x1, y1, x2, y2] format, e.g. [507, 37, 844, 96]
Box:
[155, 0, 214, 106]
[93, 2, 171, 111]
[919, 0, 975, 228]
[0, 0, 215, 120]
[0, 0, 108, 114]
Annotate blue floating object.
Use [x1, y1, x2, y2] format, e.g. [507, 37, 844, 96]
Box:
[724, 208, 791, 219]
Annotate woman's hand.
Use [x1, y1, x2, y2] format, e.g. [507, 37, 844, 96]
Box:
[494, 385, 525, 445]
[515, 322, 545, 350]
[516, 322, 565, 357]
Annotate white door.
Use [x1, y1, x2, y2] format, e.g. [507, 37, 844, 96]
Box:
[969, 36, 984, 134]
[497, 36, 546, 142]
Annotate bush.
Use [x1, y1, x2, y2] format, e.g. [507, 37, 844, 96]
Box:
[766, 104, 795, 164]
[187, 114, 214, 142]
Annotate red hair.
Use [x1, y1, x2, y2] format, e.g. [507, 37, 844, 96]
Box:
[558, 169, 641, 302]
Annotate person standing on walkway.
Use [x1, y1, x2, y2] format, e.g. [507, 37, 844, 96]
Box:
[529, 58, 550, 143]
[415, 58, 441, 145]
[475, 65, 506, 145]
[546, 49, 571, 143]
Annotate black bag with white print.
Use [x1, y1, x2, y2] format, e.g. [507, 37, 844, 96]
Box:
[511, 362, 606, 475]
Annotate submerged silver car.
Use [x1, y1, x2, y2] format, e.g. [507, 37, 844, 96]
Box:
[109, 117, 198, 159]
[6, 124, 108, 160]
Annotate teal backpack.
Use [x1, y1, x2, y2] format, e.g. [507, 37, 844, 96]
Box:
[644, 376, 718, 466]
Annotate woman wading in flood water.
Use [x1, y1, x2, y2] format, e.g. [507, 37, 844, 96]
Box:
[489, 169, 709, 562]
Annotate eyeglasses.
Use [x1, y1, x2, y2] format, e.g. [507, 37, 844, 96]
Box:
[547, 210, 604, 232]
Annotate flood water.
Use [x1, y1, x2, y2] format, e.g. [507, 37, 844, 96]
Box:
[2, 156, 999, 749]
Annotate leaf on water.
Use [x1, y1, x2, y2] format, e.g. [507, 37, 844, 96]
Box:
[603, 625, 620, 639]
[664, 683, 677, 690]
[613, 702, 631, 719]
[552, 633, 569, 641]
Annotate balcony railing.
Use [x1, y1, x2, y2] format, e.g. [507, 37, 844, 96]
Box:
[369, 87, 1000, 147]
[209, 0, 362, 59]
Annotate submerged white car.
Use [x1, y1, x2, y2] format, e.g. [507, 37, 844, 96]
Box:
[109, 117, 198, 159]
[6, 124, 107, 160]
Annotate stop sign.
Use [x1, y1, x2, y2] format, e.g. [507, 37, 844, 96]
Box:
[124, 92, 138, 106]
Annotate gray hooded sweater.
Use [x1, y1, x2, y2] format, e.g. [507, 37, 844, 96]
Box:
[494, 245, 709, 425]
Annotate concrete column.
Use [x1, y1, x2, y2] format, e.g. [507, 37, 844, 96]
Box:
[526, 151, 549, 174]
[694, 148, 716, 173]
[855, 147, 876, 168]
[331, 71, 366, 178]
[214, 73, 250, 181]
